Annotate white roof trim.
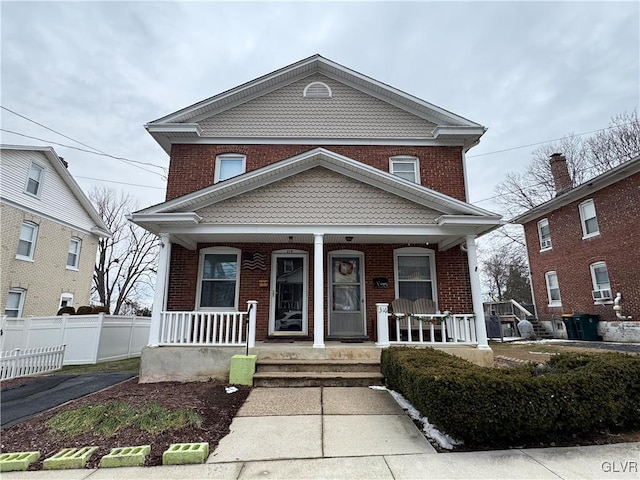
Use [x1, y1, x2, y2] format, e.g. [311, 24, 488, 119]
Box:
[133, 147, 500, 219]
[1, 144, 111, 237]
[145, 55, 485, 147]
[510, 155, 640, 224]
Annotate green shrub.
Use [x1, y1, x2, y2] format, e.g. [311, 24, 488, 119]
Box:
[381, 347, 640, 446]
[56, 306, 75, 315]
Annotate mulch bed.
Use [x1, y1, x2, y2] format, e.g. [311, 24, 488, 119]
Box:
[0, 378, 250, 470]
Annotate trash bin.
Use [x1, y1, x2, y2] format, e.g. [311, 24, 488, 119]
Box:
[572, 313, 601, 341]
[561, 314, 579, 340]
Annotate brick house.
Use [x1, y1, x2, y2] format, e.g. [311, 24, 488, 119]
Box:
[131, 55, 502, 382]
[0, 145, 110, 318]
[512, 153, 640, 342]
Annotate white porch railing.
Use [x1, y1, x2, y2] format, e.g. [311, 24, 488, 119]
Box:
[0, 345, 66, 380]
[159, 301, 257, 347]
[376, 303, 477, 347]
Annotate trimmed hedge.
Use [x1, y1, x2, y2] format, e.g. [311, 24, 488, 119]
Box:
[381, 347, 640, 446]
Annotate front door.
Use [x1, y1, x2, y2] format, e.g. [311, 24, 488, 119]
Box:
[270, 251, 308, 335]
[328, 252, 366, 337]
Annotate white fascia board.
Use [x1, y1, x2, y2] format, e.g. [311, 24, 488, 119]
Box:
[437, 215, 503, 226]
[160, 137, 468, 147]
[129, 212, 202, 225]
[144, 123, 203, 135]
[510, 155, 640, 224]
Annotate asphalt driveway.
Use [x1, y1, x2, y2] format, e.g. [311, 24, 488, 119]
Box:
[1, 372, 136, 428]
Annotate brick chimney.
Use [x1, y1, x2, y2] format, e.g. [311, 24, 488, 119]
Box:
[549, 153, 572, 195]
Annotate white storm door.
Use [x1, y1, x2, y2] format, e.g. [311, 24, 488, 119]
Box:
[270, 251, 308, 335]
[328, 252, 366, 337]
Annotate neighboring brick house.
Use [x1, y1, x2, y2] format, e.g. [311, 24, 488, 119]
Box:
[131, 55, 502, 381]
[512, 153, 640, 342]
[0, 145, 110, 318]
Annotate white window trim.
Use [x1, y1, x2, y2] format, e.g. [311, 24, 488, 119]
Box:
[66, 237, 82, 270]
[389, 156, 421, 184]
[303, 81, 332, 98]
[545, 271, 562, 307]
[5, 288, 26, 318]
[537, 218, 552, 251]
[579, 199, 599, 239]
[16, 221, 38, 262]
[590, 261, 612, 305]
[59, 293, 74, 308]
[393, 246, 437, 307]
[24, 162, 45, 198]
[195, 246, 241, 311]
[214, 154, 246, 183]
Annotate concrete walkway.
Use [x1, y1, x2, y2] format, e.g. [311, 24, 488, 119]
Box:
[2, 387, 639, 479]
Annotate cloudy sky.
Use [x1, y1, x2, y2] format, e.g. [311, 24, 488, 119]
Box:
[2, 1, 638, 218]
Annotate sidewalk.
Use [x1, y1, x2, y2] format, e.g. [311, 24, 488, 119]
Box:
[2, 387, 639, 479]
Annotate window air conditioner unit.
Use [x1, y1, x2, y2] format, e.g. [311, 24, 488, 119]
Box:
[592, 288, 612, 301]
[541, 239, 552, 249]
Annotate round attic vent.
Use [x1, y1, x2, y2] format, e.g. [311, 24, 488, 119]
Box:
[303, 82, 332, 98]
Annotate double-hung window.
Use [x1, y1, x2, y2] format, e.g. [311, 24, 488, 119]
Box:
[25, 163, 44, 196]
[545, 271, 561, 307]
[537, 219, 552, 250]
[215, 154, 246, 183]
[389, 156, 420, 184]
[16, 222, 38, 261]
[394, 247, 436, 302]
[67, 237, 82, 269]
[5, 289, 26, 317]
[579, 199, 599, 238]
[197, 247, 240, 309]
[590, 262, 612, 302]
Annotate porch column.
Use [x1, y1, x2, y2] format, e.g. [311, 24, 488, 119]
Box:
[313, 233, 325, 348]
[465, 235, 490, 349]
[149, 233, 171, 346]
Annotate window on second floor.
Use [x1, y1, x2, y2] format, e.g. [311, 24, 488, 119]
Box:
[25, 162, 44, 197]
[579, 199, 599, 238]
[67, 237, 82, 270]
[545, 271, 561, 307]
[16, 222, 38, 261]
[215, 154, 246, 183]
[537, 218, 552, 250]
[5, 289, 26, 318]
[590, 262, 612, 303]
[197, 247, 240, 310]
[389, 156, 420, 184]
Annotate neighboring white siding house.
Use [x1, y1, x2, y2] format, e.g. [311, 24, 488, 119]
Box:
[0, 145, 110, 317]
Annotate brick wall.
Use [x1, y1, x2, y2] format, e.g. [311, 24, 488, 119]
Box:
[166, 242, 473, 341]
[0, 203, 97, 316]
[524, 173, 640, 322]
[166, 144, 466, 202]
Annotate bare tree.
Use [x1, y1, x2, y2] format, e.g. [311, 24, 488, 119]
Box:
[495, 110, 640, 216]
[90, 187, 160, 314]
[480, 231, 531, 304]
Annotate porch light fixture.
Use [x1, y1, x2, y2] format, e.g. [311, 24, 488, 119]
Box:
[345, 236, 354, 242]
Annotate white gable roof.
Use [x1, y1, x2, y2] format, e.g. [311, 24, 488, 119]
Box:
[131, 148, 501, 250]
[146, 55, 486, 152]
[0, 145, 111, 237]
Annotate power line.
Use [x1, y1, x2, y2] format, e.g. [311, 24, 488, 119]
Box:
[467, 123, 630, 158]
[0, 106, 166, 170]
[75, 176, 165, 190]
[0, 128, 166, 178]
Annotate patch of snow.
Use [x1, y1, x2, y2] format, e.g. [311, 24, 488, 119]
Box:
[369, 385, 463, 449]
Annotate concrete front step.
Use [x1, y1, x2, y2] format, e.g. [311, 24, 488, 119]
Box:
[257, 359, 381, 373]
[253, 371, 385, 387]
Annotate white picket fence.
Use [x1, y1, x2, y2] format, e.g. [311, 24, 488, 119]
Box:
[1, 314, 151, 365]
[0, 345, 66, 380]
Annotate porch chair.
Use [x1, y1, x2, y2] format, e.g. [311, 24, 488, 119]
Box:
[390, 298, 415, 341]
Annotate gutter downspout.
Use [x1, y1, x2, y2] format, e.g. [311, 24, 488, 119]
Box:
[613, 293, 632, 320]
